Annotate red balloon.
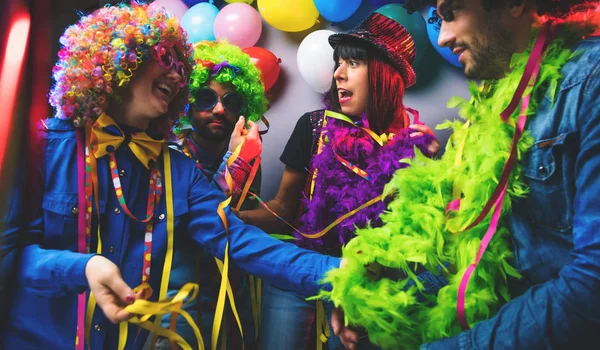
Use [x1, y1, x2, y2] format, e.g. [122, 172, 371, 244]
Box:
[243, 46, 281, 91]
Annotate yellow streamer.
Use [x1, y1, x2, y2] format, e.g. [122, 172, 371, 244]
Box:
[212, 140, 245, 350]
[315, 301, 330, 350]
[118, 283, 205, 350]
[248, 276, 260, 340]
[233, 152, 263, 343]
[148, 143, 177, 348]
[324, 110, 394, 147]
[298, 196, 383, 239]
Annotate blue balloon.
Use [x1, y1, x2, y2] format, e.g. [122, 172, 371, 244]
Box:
[336, 0, 375, 30]
[368, 0, 405, 8]
[426, 7, 461, 68]
[182, 0, 206, 6]
[181, 2, 219, 43]
[315, 0, 362, 23]
[183, 0, 226, 8]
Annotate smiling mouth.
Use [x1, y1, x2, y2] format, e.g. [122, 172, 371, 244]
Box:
[154, 82, 173, 99]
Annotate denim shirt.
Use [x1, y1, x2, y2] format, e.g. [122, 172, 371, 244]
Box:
[424, 37, 600, 349]
[1, 118, 340, 349]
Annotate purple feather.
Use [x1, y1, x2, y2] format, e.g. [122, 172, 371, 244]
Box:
[296, 116, 434, 255]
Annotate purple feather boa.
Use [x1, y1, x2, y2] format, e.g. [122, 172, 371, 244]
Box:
[296, 114, 434, 255]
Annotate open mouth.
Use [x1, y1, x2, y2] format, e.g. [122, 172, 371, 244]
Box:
[338, 88, 353, 104]
[153, 82, 173, 99]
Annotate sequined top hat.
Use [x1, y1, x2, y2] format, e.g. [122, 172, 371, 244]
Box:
[329, 12, 417, 87]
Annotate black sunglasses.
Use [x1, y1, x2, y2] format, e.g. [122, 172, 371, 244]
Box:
[193, 87, 245, 115]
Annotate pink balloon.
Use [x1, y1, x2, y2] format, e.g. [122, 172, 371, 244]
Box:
[214, 3, 262, 49]
[150, 0, 189, 21]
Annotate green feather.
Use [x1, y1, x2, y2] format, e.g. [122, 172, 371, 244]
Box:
[317, 26, 588, 349]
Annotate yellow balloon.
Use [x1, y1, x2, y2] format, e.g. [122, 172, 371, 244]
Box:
[225, 0, 254, 3]
[257, 0, 319, 32]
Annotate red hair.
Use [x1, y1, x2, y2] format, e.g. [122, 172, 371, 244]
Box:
[367, 57, 409, 134]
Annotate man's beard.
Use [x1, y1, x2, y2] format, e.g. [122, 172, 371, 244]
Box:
[465, 21, 515, 80]
[192, 118, 234, 143]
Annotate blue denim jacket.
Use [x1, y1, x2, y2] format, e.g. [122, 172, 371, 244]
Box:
[424, 36, 600, 349]
[1, 118, 340, 349]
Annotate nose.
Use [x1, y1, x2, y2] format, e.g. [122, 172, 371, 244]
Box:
[166, 66, 183, 84]
[212, 99, 225, 115]
[333, 63, 346, 82]
[438, 21, 455, 48]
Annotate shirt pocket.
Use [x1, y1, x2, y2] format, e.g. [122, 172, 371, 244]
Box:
[42, 193, 79, 250]
[153, 198, 190, 252]
[521, 133, 573, 233]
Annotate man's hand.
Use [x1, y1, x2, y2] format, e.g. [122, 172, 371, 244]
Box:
[229, 116, 262, 162]
[332, 307, 361, 349]
[409, 124, 440, 155]
[85, 255, 135, 324]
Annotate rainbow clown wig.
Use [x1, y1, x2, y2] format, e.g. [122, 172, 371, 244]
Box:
[178, 41, 268, 130]
[49, 1, 193, 136]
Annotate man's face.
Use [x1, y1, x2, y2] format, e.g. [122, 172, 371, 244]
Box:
[190, 80, 240, 143]
[436, 0, 517, 80]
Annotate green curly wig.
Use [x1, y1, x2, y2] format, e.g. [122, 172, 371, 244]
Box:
[318, 16, 599, 349]
[178, 41, 268, 131]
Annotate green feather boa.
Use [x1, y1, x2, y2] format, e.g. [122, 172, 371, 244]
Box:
[319, 26, 585, 349]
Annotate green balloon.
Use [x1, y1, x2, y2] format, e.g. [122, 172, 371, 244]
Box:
[376, 4, 429, 66]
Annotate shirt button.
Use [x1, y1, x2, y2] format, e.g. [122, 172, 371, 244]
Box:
[71, 207, 79, 215]
[538, 166, 548, 176]
[158, 213, 165, 220]
[108, 245, 115, 254]
[119, 169, 126, 177]
[94, 324, 101, 331]
[114, 207, 121, 214]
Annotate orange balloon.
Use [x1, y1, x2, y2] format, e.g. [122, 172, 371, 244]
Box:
[243, 46, 281, 91]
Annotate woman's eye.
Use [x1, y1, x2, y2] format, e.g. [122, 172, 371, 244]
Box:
[350, 60, 359, 67]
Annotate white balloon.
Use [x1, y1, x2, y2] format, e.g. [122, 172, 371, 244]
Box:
[296, 30, 336, 93]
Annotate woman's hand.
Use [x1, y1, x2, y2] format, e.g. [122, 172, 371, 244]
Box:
[409, 124, 440, 156]
[85, 255, 135, 323]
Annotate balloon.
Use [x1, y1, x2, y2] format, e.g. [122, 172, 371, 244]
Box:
[376, 4, 428, 66]
[150, 0, 189, 21]
[296, 30, 336, 93]
[225, 0, 254, 3]
[243, 47, 281, 91]
[314, 0, 361, 23]
[368, 0, 405, 7]
[181, 3, 219, 43]
[426, 7, 461, 68]
[214, 3, 262, 49]
[336, 0, 375, 30]
[182, 0, 209, 6]
[257, 0, 319, 32]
